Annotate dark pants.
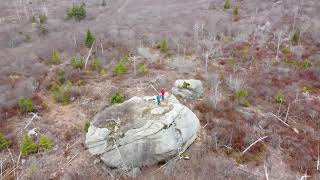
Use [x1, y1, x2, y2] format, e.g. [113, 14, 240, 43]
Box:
[161, 94, 164, 101]
[157, 96, 161, 105]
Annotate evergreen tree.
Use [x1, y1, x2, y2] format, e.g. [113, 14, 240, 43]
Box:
[224, 0, 231, 9]
[159, 38, 169, 53]
[0, 133, 10, 152]
[234, 6, 239, 16]
[51, 48, 60, 64]
[38, 135, 53, 150]
[85, 29, 95, 48]
[292, 31, 300, 45]
[67, 4, 86, 21]
[18, 97, 34, 113]
[20, 134, 38, 156]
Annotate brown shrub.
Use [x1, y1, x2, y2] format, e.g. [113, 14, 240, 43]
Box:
[299, 70, 319, 81]
[193, 101, 212, 113]
[63, 131, 73, 142]
[0, 106, 19, 120]
[279, 129, 319, 176]
[231, 127, 246, 151]
[149, 63, 165, 70]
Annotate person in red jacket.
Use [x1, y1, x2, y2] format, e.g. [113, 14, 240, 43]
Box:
[160, 88, 166, 101]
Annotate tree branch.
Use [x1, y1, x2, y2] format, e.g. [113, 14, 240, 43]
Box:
[242, 136, 268, 155]
[112, 138, 128, 172]
[264, 161, 269, 180]
[269, 113, 290, 127]
[84, 41, 95, 69]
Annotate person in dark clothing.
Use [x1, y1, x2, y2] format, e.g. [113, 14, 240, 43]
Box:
[156, 95, 161, 105]
[160, 88, 166, 101]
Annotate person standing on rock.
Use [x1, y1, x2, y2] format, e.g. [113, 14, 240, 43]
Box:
[156, 95, 161, 105]
[160, 88, 166, 101]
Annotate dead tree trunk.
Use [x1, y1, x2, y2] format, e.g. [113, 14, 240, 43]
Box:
[130, 55, 138, 76]
[275, 31, 282, 61]
[242, 136, 268, 155]
[84, 41, 95, 69]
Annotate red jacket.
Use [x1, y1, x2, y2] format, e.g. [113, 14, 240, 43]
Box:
[161, 88, 166, 95]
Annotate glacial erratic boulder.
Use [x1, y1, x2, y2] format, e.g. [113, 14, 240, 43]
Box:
[172, 79, 204, 99]
[85, 94, 200, 169]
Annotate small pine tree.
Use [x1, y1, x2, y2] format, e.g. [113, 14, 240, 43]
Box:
[67, 4, 86, 21]
[56, 70, 65, 84]
[0, 133, 10, 152]
[38, 135, 53, 151]
[233, 6, 239, 16]
[20, 134, 38, 156]
[282, 47, 291, 56]
[303, 85, 313, 93]
[111, 93, 125, 104]
[70, 56, 85, 69]
[224, 0, 231, 9]
[159, 38, 169, 53]
[114, 62, 127, 75]
[275, 94, 285, 103]
[85, 30, 95, 48]
[18, 97, 34, 113]
[50, 82, 70, 105]
[235, 89, 248, 98]
[234, 88, 250, 107]
[51, 48, 60, 64]
[301, 59, 311, 69]
[31, 16, 37, 23]
[84, 120, 90, 132]
[39, 14, 47, 24]
[292, 31, 300, 45]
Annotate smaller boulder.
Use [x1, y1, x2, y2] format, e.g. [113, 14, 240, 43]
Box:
[28, 128, 38, 137]
[172, 79, 204, 99]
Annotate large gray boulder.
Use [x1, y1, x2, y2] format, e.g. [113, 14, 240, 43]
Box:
[85, 94, 200, 169]
[172, 79, 204, 99]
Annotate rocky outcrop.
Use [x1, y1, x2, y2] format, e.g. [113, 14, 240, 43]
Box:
[172, 79, 204, 99]
[85, 94, 200, 169]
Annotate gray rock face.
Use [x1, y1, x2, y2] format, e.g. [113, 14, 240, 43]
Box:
[85, 94, 200, 169]
[172, 79, 204, 99]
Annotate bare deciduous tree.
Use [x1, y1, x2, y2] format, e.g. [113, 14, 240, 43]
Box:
[130, 55, 138, 75]
[212, 80, 222, 109]
[226, 73, 245, 91]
